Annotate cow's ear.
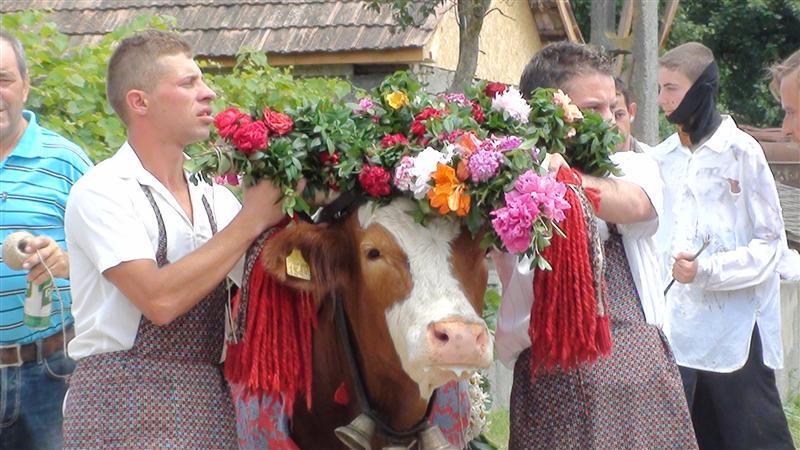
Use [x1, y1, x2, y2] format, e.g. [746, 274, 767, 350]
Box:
[261, 222, 353, 296]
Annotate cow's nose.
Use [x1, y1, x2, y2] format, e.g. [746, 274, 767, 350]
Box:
[427, 320, 489, 367]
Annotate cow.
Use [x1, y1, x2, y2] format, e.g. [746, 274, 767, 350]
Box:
[261, 197, 493, 449]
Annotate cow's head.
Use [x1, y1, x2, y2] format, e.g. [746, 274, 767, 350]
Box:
[262, 198, 492, 399]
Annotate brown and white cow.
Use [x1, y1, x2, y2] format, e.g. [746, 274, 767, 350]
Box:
[262, 197, 493, 449]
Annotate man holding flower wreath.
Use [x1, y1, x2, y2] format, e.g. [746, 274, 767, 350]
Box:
[62, 30, 289, 448]
[493, 41, 696, 449]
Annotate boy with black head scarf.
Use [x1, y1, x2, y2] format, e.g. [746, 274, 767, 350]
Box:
[650, 42, 793, 450]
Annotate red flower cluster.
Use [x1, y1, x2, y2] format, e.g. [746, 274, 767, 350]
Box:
[214, 106, 295, 155]
[381, 133, 409, 148]
[411, 107, 443, 138]
[232, 121, 268, 154]
[471, 100, 485, 123]
[214, 107, 252, 139]
[358, 165, 392, 197]
[484, 82, 508, 99]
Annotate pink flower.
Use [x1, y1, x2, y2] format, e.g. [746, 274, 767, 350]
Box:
[214, 173, 240, 186]
[491, 170, 570, 253]
[491, 192, 540, 253]
[354, 97, 375, 114]
[393, 156, 415, 191]
[514, 171, 570, 222]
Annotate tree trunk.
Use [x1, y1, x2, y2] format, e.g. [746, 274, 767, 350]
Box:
[631, 0, 659, 145]
[590, 0, 615, 49]
[449, 0, 491, 92]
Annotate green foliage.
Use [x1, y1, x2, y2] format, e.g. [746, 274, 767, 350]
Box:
[1, 11, 175, 162]
[572, 0, 800, 128]
[364, 0, 443, 30]
[667, 0, 800, 127]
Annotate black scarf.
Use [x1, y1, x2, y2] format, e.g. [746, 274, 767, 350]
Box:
[667, 61, 722, 146]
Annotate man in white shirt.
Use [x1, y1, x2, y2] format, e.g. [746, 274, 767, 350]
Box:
[61, 30, 288, 448]
[770, 48, 800, 281]
[651, 42, 793, 449]
[494, 42, 695, 449]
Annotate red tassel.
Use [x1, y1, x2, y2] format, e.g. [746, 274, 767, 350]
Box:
[333, 381, 350, 406]
[224, 235, 317, 417]
[529, 167, 611, 375]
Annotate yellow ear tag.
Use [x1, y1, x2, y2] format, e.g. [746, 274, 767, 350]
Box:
[286, 248, 311, 281]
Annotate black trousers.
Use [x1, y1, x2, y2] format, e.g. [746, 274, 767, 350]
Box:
[679, 326, 795, 450]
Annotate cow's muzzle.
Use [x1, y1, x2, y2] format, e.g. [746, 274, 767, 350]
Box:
[426, 319, 490, 370]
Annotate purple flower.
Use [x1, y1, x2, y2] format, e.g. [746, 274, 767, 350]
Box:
[355, 97, 375, 115]
[496, 136, 523, 151]
[468, 149, 503, 183]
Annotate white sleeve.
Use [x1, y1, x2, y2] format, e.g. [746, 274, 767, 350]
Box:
[65, 177, 155, 274]
[611, 152, 664, 239]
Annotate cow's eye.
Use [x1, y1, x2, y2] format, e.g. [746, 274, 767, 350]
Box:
[367, 248, 381, 260]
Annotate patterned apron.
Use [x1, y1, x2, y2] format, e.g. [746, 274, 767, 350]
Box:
[63, 186, 238, 449]
[509, 228, 697, 450]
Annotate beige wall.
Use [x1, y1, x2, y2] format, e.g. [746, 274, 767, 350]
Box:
[424, 0, 542, 85]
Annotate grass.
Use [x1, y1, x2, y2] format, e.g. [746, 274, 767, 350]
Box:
[484, 409, 510, 450]
[785, 397, 800, 448]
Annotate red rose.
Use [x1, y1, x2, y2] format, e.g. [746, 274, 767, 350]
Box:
[358, 165, 392, 197]
[471, 101, 485, 123]
[320, 151, 340, 165]
[232, 120, 269, 154]
[484, 82, 507, 99]
[214, 107, 251, 139]
[410, 120, 426, 138]
[380, 133, 409, 148]
[262, 108, 294, 136]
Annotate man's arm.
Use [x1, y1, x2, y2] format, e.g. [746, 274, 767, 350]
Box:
[70, 179, 287, 326]
[546, 153, 656, 224]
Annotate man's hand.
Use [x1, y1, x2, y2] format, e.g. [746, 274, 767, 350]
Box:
[672, 252, 699, 283]
[22, 236, 69, 284]
[239, 178, 307, 235]
[545, 153, 571, 173]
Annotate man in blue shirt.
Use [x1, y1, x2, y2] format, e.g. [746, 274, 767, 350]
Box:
[0, 31, 92, 449]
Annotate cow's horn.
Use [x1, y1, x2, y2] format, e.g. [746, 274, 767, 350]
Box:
[334, 413, 375, 450]
[417, 425, 457, 450]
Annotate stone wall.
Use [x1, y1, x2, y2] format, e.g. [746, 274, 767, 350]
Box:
[778, 281, 800, 402]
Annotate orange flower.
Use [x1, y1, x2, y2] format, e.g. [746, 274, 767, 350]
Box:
[428, 163, 471, 216]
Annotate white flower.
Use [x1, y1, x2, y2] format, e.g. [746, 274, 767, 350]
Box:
[491, 86, 531, 124]
[465, 371, 491, 441]
[410, 147, 451, 199]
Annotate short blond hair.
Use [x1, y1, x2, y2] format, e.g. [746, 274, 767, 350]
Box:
[107, 30, 192, 123]
[769, 48, 800, 100]
[659, 42, 715, 84]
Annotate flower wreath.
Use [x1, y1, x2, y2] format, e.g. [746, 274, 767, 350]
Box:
[191, 72, 621, 270]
